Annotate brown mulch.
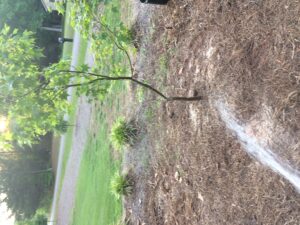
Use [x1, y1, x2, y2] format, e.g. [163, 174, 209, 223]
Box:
[124, 0, 300, 224]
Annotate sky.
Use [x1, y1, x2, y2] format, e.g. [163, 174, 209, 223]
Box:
[0, 194, 14, 225]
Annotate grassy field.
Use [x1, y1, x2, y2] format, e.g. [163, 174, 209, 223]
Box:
[70, 0, 133, 224]
[71, 78, 127, 225]
[71, 104, 123, 225]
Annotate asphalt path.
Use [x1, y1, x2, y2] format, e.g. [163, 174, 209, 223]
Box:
[49, 32, 95, 225]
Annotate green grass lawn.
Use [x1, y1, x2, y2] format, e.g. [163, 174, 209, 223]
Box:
[70, 0, 134, 223]
[71, 113, 123, 225]
[71, 78, 127, 225]
[51, 0, 135, 223]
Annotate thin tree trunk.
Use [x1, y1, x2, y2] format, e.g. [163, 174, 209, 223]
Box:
[28, 168, 52, 175]
[59, 70, 203, 102]
[0, 168, 52, 175]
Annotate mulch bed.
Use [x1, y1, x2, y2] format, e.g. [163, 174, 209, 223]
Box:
[124, 0, 300, 224]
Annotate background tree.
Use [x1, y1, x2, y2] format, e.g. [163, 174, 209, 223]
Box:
[16, 209, 49, 225]
[0, 0, 62, 67]
[0, 143, 52, 219]
[0, 25, 69, 147]
[0, 0, 46, 31]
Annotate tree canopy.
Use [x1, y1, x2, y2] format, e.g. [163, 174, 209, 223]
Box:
[16, 209, 48, 225]
[0, 0, 46, 31]
[0, 0, 62, 67]
[0, 25, 69, 147]
[0, 25, 118, 147]
[0, 145, 52, 219]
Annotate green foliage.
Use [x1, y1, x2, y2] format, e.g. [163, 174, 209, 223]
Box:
[55, 119, 73, 134]
[0, 1, 135, 148]
[69, 0, 133, 99]
[54, 1, 66, 15]
[110, 172, 133, 199]
[0, 0, 62, 66]
[73, 63, 111, 101]
[0, 144, 52, 219]
[0, 26, 72, 147]
[17, 209, 48, 225]
[91, 1, 134, 98]
[0, 0, 46, 31]
[32, 212, 48, 225]
[68, 0, 108, 36]
[71, 116, 122, 225]
[69, 0, 93, 36]
[110, 118, 137, 150]
[0, 24, 131, 148]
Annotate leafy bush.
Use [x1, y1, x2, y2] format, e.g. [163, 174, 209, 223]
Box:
[55, 120, 73, 134]
[54, 1, 66, 15]
[110, 172, 133, 199]
[32, 210, 48, 225]
[69, 0, 103, 36]
[110, 118, 137, 150]
[17, 209, 48, 225]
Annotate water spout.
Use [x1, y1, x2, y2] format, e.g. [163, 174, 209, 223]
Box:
[216, 101, 300, 192]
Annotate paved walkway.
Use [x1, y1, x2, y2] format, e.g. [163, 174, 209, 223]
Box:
[49, 32, 95, 225]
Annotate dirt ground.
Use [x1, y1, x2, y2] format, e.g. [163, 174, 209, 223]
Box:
[124, 0, 300, 224]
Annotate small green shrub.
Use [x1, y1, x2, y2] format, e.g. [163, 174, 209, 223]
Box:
[17, 209, 48, 225]
[33, 211, 48, 225]
[55, 120, 73, 134]
[110, 172, 133, 199]
[110, 117, 137, 150]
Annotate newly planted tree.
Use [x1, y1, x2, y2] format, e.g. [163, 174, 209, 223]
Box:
[0, 22, 201, 148]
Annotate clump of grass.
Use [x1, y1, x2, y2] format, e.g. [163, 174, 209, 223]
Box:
[110, 117, 137, 150]
[110, 172, 133, 199]
[110, 217, 130, 225]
